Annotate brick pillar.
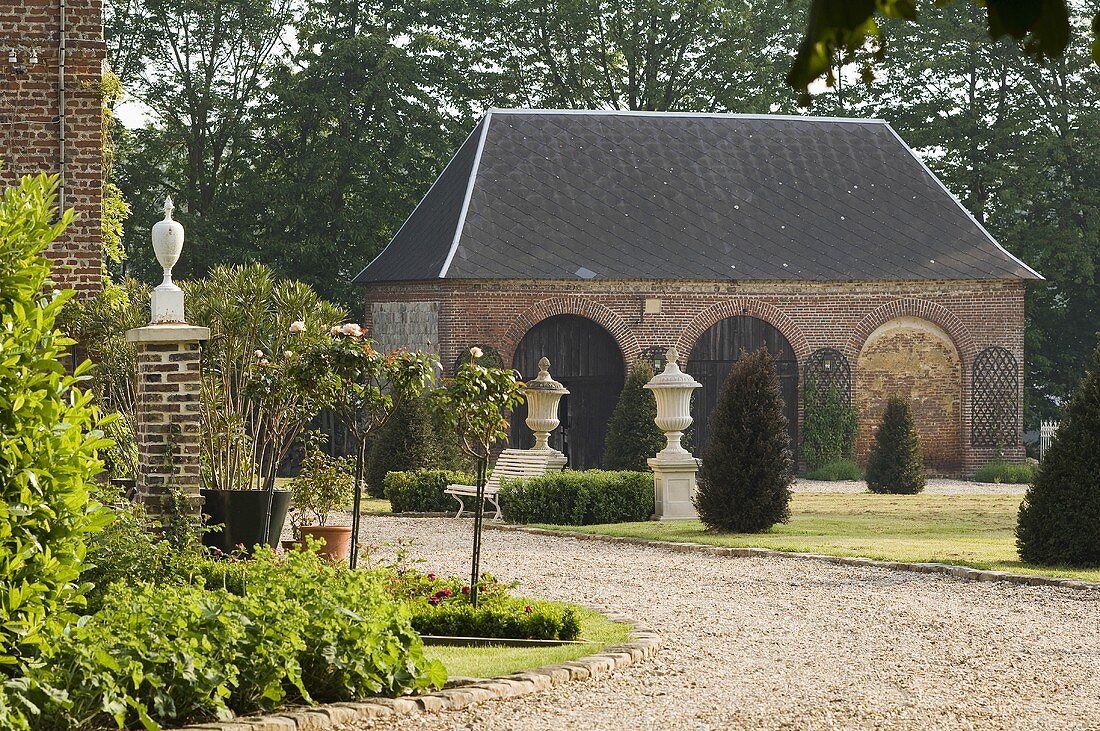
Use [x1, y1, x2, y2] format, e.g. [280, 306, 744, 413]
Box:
[125, 324, 210, 520]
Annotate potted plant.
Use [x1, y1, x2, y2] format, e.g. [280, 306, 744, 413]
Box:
[289, 439, 356, 561]
[185, 264, 345, 553]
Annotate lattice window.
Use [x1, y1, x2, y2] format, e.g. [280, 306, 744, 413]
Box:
[803, 347, 851, 407]
[972, 347, 1019, 448]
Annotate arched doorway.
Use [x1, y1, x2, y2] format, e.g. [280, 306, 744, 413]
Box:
[510, 315, 626, 469]
[686, 316, 799, 458]
[854, 316, 963, 473]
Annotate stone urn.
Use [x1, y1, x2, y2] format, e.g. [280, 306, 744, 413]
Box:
[523, 357, 569, 468]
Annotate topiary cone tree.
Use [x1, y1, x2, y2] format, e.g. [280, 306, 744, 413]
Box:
[1017, 345, 1100, 566]
[696, 347, 792, 532]
[602, 360, 666, 471]
[365, 396, 441, 498]
[865, 396, 925, 494]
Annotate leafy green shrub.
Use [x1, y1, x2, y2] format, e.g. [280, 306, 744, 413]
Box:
[291, 439, 355, 525]
[0, 175, 112, 730]
[499, 470, 653, 525]
[602, 361, 665, 471]
[32, 547, 445, 730]
[696, 348, 792, 532]
[1017, 346, 1100, 566]
[413, 599, 581, 641]
[973, 460, 1035, 484]
[389, 572, 580, 641]
[801, 384, 857, 471]
[384, 470, 475, 513]
[865, 397, 926, 494]
[365, 397, 442, 498]
[805, 459, 862, 481]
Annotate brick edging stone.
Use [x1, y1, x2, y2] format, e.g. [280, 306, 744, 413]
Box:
[175, 613, 659, 730]
[485, 524, 1100, 592]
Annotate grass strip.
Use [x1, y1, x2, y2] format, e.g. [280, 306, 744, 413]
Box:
[425, 606, 629, 679]
[531, 492, 1100, 583]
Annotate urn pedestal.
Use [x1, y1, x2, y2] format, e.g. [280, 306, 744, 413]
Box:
[644, 347, 702, 520]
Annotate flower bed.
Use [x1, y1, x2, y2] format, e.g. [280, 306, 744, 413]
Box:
[389, 571, 581, 642]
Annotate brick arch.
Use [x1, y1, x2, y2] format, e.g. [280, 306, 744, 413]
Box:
[846, 298, 975, 364]
[501, 296, 640, 369]
[676, 299, 811, 364]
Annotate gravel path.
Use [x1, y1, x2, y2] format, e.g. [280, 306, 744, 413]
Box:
[793, 478, 1028, 495]
[351, 516, 1099, 731]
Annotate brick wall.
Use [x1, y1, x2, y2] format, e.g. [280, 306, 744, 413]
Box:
[1, 0, 104, 295]
[363, 277, 1028, 476]
[133, 341, 204, 514]
[854, 316, 963, 472]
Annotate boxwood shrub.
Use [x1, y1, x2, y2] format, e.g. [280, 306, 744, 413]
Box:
[500, 470, 653, 525]
[384, 469, 474, 513]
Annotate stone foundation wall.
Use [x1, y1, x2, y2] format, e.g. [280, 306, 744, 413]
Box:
[362, 278, 1029, 476]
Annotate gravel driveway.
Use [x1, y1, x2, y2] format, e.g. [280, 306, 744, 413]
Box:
[351, 516, 1100, 731]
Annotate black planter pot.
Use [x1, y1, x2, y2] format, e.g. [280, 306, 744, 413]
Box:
[201, 488, 291, 553]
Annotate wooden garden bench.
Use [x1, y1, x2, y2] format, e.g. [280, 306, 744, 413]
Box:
[445, 449, 559, 521]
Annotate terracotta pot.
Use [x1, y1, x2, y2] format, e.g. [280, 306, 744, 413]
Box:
[280, 539, 302, 554]
[299, 525, 353, 562]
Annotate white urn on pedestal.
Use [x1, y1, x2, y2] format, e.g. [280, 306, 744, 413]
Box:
[644, 347, 702, 520]
[523, 357, 569, 469]
[150, 196, 186, 324]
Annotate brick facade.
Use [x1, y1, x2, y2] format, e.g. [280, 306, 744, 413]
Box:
[1, 0, 104, 294]
[363, 278, 1028, 477]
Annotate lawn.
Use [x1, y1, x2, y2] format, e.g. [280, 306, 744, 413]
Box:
[424, 606, 629, 679]
[531, 492, 1100, 583]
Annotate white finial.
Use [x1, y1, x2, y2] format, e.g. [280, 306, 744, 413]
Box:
[666, 347, 679, 364]
[150, 195, 187, 323]
[538, 356, 550, 374]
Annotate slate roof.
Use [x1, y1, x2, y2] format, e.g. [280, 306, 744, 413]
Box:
[354, 110, 1040, 283]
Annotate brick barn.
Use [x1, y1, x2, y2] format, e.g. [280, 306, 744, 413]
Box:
[355, 109, 1039, 477]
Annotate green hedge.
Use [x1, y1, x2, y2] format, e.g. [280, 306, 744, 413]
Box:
[500, 470, 653, 525]
[805, 458, 862, 481]
[412, 598, 581, 641]
[973, 460, 1034, 484]
[384, 469, 474, 513]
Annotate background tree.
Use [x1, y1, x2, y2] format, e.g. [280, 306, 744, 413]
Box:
[695, 348, 792, 533]
[602, 360, 665, 471]
[477, 0, 802, 112]
[865, 397, 926, 494]
[1016, 344, 1100, 566]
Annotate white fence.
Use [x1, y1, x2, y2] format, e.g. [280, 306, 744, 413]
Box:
[1039, 420, 1060, 461]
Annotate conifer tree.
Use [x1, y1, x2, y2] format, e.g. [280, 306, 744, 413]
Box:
[696, 348, 792, 532]
[1017, 345, 1100, 566]
[602, 360, 665, 471]
[364, 396, 440, 497]
[865, 397, 925, 494]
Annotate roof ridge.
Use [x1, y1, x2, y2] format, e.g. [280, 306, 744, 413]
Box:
[484, 107, 887, 125]
[438, 111, 493, 278]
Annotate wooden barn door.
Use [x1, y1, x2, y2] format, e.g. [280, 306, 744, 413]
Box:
[511, 315, 625, 470]
[687, 316, 799, 460]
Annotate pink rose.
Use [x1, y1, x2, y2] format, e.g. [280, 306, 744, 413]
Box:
[470, 346, 483, 359]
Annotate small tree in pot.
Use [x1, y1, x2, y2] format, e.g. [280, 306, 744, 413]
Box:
[289, 435, 356, 560]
